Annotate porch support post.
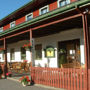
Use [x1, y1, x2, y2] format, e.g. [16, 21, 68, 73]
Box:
[82, 13, 89, 90]
[30, 29, 33, 67]
[4, 38, 7, 78]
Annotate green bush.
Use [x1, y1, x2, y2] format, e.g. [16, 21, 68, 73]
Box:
[59, 54, 67, 68]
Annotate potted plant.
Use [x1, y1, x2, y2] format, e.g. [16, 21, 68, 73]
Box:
[19, 76, 31, 86]
[0, 48, 5, 53]
[6, 72, 12, 77]
[23, 60, 28, 63]
[23, 43, 32, 51]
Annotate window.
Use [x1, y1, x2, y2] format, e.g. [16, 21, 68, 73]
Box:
[0, 27, 3, 32]
[35, 44, 42, 60]
[10, 21, 15, 28]
[40, 5, 49, 15]
[26, 13, 33, 21]
[10, 48, 15, 60]
[58, 0, 70, 7]
[21, 47, 26, 60]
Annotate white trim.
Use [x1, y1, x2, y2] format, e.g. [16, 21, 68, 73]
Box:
[39, 5, 49, 15]
[0, 27, 3, 32]
[57, 0, 70, 8]
[10, 21, 15, 28]
[26, 13, 33, 21]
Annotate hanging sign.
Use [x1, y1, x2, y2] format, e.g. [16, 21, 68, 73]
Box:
[45, 46, 55, 58]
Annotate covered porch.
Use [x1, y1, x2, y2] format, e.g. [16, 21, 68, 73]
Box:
[0, 6, 90, 90]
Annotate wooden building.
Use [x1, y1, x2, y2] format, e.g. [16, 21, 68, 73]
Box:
[0, 0, 90, 89]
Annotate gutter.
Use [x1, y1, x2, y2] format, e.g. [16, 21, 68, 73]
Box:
[0, 0, 90, 37]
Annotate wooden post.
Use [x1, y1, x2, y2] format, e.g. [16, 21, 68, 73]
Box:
[82, 13, 89, 90]
[4, 38, 7, 78]
[30, 29, 33, 67]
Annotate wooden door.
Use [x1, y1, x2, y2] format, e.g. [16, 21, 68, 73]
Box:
[58, 39, 80, 68]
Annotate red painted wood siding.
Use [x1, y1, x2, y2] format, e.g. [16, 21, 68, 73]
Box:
[16, 16, 25, 25]
[2, 0, 77, 30]
[3, 24, 10, 31]
[33, 10, 39, 18]
[49, 1, 57, 11]
[70, 0, 76, 3]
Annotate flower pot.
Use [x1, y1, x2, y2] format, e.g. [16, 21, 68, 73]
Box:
[19, 76, 31, 86]
[22, 82, 30, 86]
[25, 47, 32, 51]
[22, 82, 27, 87]
[28, 82, 31, 85]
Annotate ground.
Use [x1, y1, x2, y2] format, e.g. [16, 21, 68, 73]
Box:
[0, 79, 65, 90]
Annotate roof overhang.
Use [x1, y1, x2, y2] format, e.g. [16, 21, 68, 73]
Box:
[0, 0, 49, 26]
[0, 0, 90, 37]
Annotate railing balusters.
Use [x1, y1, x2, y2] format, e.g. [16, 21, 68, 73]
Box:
[30, 67, 87, 90]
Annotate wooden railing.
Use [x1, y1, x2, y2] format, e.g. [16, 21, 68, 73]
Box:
[88, 69, 90, 90]
[30, 67, 88, 90]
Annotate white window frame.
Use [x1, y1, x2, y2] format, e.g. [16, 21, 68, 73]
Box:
[58, 0, 70, 7]
[26, 13, 33, 21]
[39, 5, 49, 15]
[0, 27, 3, 32]
[10, 21, 15, 28]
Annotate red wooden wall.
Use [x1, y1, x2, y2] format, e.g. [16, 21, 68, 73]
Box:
[16, 16, 25, 25]
[70, 0, 76, 3]
[49, 1, 57, 11]
[33, 10, 39, 18]
[2, 0, 77, 31]
[3, 24, 10, 31]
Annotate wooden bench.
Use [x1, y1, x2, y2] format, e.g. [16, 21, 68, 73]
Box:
[61, 60, 81, 69]
[9, 62, 30, 73]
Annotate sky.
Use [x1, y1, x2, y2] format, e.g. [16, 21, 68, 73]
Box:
[0, 0, 31, 20]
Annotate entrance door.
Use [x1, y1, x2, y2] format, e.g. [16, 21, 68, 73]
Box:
[58, 39, 80, 68]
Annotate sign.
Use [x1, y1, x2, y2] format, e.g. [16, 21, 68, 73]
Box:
[45, 46, 55, 58]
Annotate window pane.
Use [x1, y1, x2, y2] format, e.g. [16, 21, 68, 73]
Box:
[27, 14, 33, 21]
[10, 48, 15, 60]
[21, 47, 26, 60]
[59, 0, 66, 7]
[11, 23, 15, 28]
[35, 44, 42, 60]
[0, 28, 3, 32]
[41, 7, 48, 15]
[59, 0, 70, 7]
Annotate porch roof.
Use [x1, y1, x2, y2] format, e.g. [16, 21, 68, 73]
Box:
[0, 0, 90, 37]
